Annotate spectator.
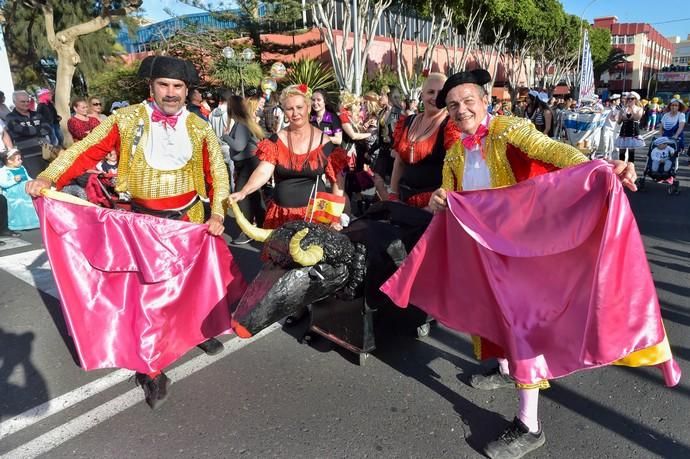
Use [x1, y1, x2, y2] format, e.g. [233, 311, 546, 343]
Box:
[67, 98, 101, 142]
[0, 118, 14, 153]
[260, 92, 286, 136]
[0, 194, 21, 244]
[187, 88, 208, 121]
[0, 91, 12, 121]
[650, 137, 674, 173]
[310, 89, 342, 145]
[222, 95, 266, 242]
[4, 90, 52, 177]
[0, 149, 39, 231]
[88, 96, 107, 121]
[36, 89, 63, 146]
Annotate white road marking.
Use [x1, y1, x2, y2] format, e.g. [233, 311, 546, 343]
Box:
[0, 323, 280, 459]
[0, 369, 131, 440]
[0, 237, 32, 252]
[0, 249, 57, 298]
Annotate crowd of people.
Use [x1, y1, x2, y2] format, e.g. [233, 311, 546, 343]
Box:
[1, 52, 680, 459]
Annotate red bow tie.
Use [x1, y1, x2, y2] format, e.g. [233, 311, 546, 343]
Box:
[461, 124, 489, 150]
[151, 107, 180, 128]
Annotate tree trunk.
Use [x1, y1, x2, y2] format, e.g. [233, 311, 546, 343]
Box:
[55, 42, 79, 145]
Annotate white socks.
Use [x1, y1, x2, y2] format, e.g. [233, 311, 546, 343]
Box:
[498, 357, 510, 375]
[518, 388, 540, 433]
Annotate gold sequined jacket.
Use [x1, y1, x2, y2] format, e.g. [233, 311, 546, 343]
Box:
[442, 116, 588, 191]
[38, 103, 229, 222]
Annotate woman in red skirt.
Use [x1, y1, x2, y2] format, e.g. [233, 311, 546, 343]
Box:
[229, 84, 348, 229]
[389, 73, 460, 208]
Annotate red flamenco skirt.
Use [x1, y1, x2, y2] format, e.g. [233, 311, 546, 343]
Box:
[262, 202, 309, 229]
[404, 191, 433, 209]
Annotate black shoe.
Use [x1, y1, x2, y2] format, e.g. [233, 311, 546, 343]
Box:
[197, 337, 224, 355]
[233, 233, 252, 245]
[484, 417, 545, 459]
[469, 365, 515, 390]
[135, 372, 171, 410]
[0, 230, 20, 237]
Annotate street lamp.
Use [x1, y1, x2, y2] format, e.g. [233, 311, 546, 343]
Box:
[222, 46, 256, 97]
[621, 55, 632, 93]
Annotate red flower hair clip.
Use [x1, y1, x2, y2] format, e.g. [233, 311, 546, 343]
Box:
[298, 83, 309, 94]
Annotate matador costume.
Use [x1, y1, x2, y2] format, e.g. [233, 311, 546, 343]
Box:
[38, 101, 229, 221]
[382, 115, 681, 389]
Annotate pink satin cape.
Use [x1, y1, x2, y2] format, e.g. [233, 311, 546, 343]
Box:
[34, 193, 246, 373]
[381, 160, 680, 386]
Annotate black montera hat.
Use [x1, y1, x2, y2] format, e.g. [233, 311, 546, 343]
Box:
[137, 55, 200, 86]
[436, 69, 492, 108]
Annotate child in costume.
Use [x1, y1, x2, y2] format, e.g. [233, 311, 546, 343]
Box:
[0, 149, 39, 230]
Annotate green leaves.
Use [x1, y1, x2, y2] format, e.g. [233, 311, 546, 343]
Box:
[284, 58, 336, 91]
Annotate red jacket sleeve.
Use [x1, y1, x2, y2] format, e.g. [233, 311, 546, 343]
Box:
[53, 124, 121, 189]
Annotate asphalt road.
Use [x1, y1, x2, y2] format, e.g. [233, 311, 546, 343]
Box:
[1, 157, 689, 459]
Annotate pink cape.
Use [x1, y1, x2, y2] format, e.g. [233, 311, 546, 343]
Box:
[381, 160, 678, 385]
[35, 196, 245, 373]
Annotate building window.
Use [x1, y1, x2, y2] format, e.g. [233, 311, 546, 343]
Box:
[627, 35, 635, 44]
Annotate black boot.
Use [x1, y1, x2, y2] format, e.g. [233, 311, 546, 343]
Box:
[135, 372, 171, 410]
[197, 337, 224, 355]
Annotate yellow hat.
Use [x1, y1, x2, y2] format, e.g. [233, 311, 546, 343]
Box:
[673, 94, 681, 100]
[641, 99, 648, 105]
[652, 97, 659, 103]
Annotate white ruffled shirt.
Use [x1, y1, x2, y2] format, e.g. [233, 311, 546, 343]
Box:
[143, 103, 193, 171]
[461, 115, 492, 191]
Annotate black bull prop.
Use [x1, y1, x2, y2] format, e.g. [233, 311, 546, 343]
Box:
[229, 201, 433, 338]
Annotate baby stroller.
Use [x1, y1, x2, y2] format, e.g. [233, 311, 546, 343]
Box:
[636, 137, 680, 195]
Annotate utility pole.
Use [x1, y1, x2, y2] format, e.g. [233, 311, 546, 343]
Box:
[352, 0, 362, 95]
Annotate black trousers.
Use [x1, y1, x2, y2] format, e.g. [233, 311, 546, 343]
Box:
[233, 156, 265, 227]
[618, 149, 635, 163]
[0, 195, 9, 232]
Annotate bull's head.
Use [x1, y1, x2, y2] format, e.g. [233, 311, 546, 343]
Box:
[229, 201, 356, 336]
[230, 200, 324, 267]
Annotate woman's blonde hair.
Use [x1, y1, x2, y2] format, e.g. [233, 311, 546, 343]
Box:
[363, 91, 381, 118]
[423, 72, 447, 89]
[339, 90, 361, 111]
[279, 84, 312, 106]
[228, 95, 265, 140]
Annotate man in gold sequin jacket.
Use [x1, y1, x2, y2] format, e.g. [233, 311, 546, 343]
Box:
[27, 56, 229, 233]
[424, 69, 638, 459]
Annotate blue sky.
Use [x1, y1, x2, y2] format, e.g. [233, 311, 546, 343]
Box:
[561, 0, 690, 38]
[141, 0, 690, 39]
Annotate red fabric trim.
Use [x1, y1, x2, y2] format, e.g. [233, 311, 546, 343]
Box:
[131, 190, 198, 211]
[478, 337, 506, 361]
[262, 202, 308, 229]
[202, 141, 214, 204]
[392, 115, 440, 164]
[506, 143, 560, 183]
[325, 147, 348, 184]
[56, 124, 121, 190]
[404, 191, 433, 209]
[443, 119, 462, 150]
[339, 111, 351, 124]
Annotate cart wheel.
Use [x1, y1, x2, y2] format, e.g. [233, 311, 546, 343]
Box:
[417, 323, 431, 338]
[358, 352, 370, 366]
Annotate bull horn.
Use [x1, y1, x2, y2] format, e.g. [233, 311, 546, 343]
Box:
[289, 228, 324, 266]
[229, 199, 273, 242]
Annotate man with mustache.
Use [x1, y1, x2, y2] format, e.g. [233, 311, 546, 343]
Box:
[26, 55, 231, 409]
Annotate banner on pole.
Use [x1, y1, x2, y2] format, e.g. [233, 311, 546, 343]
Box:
[579, 30, 595, 102]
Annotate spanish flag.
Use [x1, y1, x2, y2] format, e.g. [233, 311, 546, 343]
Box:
[306, 192, 346, 224]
